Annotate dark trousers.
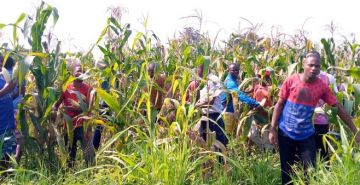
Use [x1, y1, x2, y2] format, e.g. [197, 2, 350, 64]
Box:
[93, 125, 103, 150]
[314, 124, 330, 161]
[200, 113, 228, 164]
[64, 126, 94, 166]
[200, 113, 228, 147]
[278, 130, 316, 185]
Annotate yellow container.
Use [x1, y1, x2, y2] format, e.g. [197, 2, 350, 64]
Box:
[223, 112, 236, 135]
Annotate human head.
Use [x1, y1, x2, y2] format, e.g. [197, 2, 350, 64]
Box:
[265, 67, 272, 76]
[228, 63, 240, 79]
[147, 62, 156, 78]
[197, 64, 204, 78]
[72, 65, 83, 78]
[264, 67, 272, 85]
[256, 67, 271, 78]
[303, 51, 321, 81]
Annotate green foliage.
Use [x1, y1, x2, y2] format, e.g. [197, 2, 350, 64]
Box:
[2, 2, 360, 185]
[321, 38, 336, 67]
[292, 125, 360, 185]
[14, 2, 67, 169]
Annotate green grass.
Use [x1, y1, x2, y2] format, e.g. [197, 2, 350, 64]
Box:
[1, 1, 360, 185]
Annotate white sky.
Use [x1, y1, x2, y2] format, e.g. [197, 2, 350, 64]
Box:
[0, 0, 359, 58]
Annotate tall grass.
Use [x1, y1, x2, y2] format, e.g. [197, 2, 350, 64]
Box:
[1, 1, 360, 185]
[292, 125, 360, 185]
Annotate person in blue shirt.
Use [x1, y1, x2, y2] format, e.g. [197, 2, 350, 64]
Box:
[0, 53, 17, 170]
[222, 63, 260, 111]
[221, 63, 263, 134]
[4, 56, 26, 162]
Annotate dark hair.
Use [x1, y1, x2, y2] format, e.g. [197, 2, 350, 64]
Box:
[4, 56, 15, 70]
[305, 51, 320, 60]
[228, 63, 240, 70]
[147, 62, 156, 72]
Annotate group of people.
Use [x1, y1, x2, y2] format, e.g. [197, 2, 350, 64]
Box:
[109, 52, 359, 184]
[1, 51, 360, 184]
[183, 51, 360, 185]
[0, 55, 103, 169]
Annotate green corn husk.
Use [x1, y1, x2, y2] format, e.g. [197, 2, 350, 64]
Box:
[18, 56, 33, 85]
[12, 62, 19, 80]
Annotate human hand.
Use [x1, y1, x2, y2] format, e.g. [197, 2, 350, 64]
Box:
[269, 127, 278, 145]
[63, 105, 82, 113]
[256, 106, 268, 117]
[6, 79, 16, 91]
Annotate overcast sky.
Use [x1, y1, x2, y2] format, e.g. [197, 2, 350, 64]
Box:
[0, 0, 359, 58]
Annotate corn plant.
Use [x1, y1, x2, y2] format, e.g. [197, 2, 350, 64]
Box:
[3, 1, 360, 184]
[15, 2, 69, 169]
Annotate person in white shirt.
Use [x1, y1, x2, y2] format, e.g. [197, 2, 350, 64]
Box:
[195, 65, 228, 150]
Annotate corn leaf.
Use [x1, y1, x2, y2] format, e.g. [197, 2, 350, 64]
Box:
[0, 23, 6, 29]
[96, 88, 121, 113]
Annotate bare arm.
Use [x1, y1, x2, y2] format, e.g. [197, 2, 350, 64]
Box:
[52, 93, 65, 111]
[0, 80, 16, 97]
[269, 97, 286, 145]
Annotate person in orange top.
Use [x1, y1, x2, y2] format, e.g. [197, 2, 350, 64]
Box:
[52, 65, 94, 166]
[253, 68, 272, 108]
